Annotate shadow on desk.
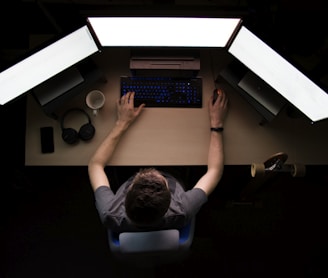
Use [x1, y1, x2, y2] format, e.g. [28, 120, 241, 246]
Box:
[2, 165, 328, 278]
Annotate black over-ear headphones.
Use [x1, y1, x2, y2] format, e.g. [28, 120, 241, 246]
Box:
[60, 108, 95, 144]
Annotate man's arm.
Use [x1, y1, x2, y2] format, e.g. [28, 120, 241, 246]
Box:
[88, 92, 145, 192]
[194, 89, 228, 196]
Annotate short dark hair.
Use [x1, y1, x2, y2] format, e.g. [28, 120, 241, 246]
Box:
[125, 168, 171, 226]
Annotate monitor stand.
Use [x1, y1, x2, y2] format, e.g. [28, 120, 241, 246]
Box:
[32, 59, 106, 119]
[219, 59, 287, 125]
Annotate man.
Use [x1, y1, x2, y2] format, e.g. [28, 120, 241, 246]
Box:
[88, 89, 228, 232]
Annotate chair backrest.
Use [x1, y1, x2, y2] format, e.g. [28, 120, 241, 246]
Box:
[107, 217, 195, 267]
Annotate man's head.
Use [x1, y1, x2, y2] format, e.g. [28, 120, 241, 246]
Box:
[125, 168, 171, 226]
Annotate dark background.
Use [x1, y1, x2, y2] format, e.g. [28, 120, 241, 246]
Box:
[1, 1, 328, 277]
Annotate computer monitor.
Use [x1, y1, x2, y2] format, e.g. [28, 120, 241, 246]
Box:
[228, 26, 328, 123]
[0, 25, 100, 105]
[87, 17, 242, 48]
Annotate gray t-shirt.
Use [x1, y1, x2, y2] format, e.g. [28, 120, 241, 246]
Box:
[94, 172, 207, 232]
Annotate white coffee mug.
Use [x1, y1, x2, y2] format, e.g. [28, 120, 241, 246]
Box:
[86, 90, 105, 116]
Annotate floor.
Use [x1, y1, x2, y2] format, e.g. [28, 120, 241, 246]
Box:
[1, 1, 328, 277]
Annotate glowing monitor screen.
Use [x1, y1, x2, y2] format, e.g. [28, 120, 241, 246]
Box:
[228, 26, 328, 122]
[0, 25, 100, 105]
[87, 17, 242, 47]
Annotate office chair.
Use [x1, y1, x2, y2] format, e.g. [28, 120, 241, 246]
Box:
[107, 217, 195, 267]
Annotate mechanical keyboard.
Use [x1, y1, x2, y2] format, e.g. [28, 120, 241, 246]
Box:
[120, 76, 202, 108]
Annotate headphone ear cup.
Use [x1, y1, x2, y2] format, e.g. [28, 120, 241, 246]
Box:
[62, 128, 79, 144]
[79, 123, 95, 141]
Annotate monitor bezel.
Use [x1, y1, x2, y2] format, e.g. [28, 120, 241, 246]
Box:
[0, 25, 101, 105]
[228, 25, 328, 123]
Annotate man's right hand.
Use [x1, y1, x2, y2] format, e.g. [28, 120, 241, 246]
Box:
[116, 92, 145, 129]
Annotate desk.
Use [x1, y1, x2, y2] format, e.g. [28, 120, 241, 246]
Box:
[25, 48, 328, 166]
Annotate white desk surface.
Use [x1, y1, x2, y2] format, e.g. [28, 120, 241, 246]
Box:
[25, 48, 328, 166]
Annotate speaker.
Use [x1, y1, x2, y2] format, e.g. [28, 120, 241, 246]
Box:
[60, 108, 95, 144]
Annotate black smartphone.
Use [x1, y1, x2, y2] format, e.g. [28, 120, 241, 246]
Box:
[40, 126, 54, 153]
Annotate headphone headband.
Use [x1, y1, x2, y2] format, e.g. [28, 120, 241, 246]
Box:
[60, 108, 91, 129]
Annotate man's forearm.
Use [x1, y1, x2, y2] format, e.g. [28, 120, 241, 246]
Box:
[207, 131, 224, 172]
[193, 130, 224, 196]
[207, 131, 224, 178]
[89, 121, 129, 168]
[88, 121, 129, 191]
